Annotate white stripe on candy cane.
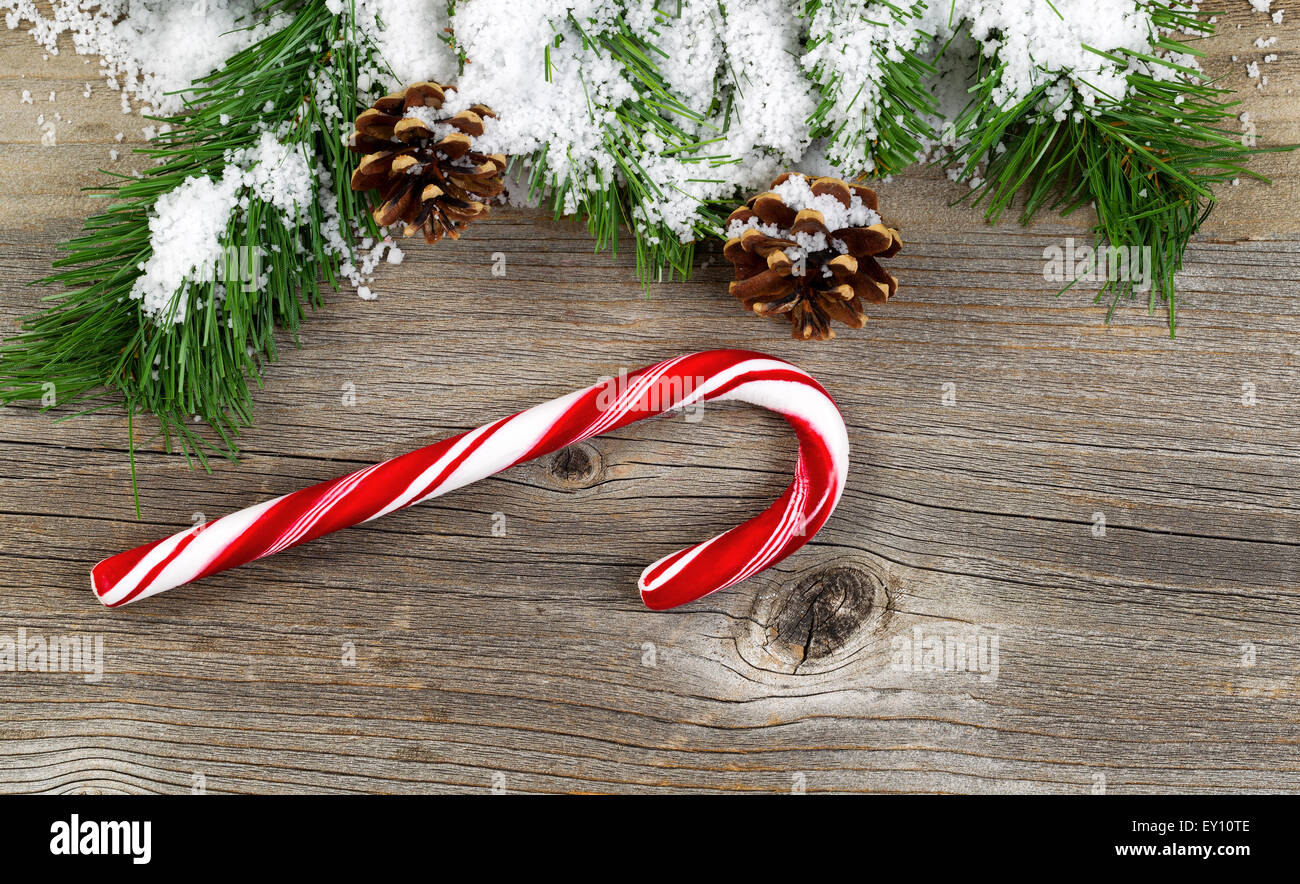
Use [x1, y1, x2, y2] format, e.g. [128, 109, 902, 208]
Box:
[91, 350, 850, 611]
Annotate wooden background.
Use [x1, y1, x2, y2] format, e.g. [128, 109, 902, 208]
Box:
[1, 7, 1298, 794]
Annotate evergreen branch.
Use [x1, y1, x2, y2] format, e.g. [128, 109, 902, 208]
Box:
[940, 1, 1291, 332]
[1, 0, 1291, 513]
[521, 9, 728, 283]
[0, 0, 372, 483]
[802, 0, 938, 176]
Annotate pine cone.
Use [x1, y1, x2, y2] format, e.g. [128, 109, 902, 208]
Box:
[348, 81, 506, 244]
[724, 173, 902, 340]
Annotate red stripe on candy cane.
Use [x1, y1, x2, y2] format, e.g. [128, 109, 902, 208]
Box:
[91, 350, 849, 610]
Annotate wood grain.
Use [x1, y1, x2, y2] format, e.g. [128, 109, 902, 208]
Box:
[1, 7, 1298, 794]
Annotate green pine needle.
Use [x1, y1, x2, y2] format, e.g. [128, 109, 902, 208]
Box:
[0, 0, 373, 473]
[520, 9, 730, 284]
[942, 3, 1290, 333]
[0, 0, 1290, 510]
[803, 0, 939, 176]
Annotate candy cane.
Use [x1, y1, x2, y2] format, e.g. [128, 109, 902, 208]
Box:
[91, 350, 849, 610]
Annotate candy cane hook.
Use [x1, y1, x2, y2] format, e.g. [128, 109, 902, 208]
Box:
[91, 350, 849, 610]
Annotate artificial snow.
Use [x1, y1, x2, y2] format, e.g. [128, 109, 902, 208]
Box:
[3, 0, 397, 311]
[130, 171, 244, 322]
[802, 1, 937, 174]
[351, 0, 458, 88]
[414, 0, 819, 241]
[386, 0, 1202, 235]
[129, 136, 315, 322]
[724, 174, 882, 266]
[4, 0, 1248, 317]
[1, 1, 276, 114]
[231, 131, 314, 221]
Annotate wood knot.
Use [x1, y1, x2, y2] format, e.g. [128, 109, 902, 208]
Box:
[735, 558, 891, 675]
[772, 565, 875, 658]
[548, 442, 603, 489]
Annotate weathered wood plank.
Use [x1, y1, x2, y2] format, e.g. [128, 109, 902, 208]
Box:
[0, 6, 1298, 794]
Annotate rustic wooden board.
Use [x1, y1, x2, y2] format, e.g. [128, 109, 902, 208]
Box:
[1, 8, 1298, 794]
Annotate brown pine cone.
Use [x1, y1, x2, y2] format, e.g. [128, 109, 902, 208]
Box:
[724, 173, 902, 340]
[348, 80, 506, 244]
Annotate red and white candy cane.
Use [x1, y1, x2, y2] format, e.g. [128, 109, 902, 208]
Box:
[91, 350, 848, 610]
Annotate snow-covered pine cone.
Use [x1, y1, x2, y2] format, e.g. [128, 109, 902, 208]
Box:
[348, 80, 506, 244]
[724, 173, 902, 340]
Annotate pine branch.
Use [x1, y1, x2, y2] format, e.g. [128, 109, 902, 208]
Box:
[940, 1, 1290, 332]
[803, 0, 938, 176]
[0, 0, 372, 486]
[2, 0, 1290, 514]
[523, 8, 729, 283]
